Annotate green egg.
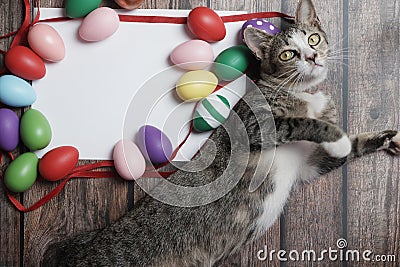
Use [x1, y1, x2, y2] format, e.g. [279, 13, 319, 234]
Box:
[65, 0, 102, 18]
[20, 109, 52, 151]
[4, 152, 38, 193]
[214, 45, 253, 81]
[193, 94, 231, 132]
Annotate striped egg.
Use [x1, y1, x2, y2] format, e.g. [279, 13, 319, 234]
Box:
[193, 94, 230, 132]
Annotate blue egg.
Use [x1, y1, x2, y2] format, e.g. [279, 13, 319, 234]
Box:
[0, 75, 37, 107]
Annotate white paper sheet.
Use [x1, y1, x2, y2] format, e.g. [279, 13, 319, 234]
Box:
[32, 8, 247, 160]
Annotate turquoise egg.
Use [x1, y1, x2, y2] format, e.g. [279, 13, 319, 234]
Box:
[193, 94, 231, 132]
[0, 75, 37, 107]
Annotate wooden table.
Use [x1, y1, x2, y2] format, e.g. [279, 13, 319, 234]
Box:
[1, 0, 399, 266]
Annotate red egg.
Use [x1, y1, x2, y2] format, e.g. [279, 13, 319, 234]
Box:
[187, 7, 226, 42]
[5, 46, 46, 80]
[39, 146, 79, 181]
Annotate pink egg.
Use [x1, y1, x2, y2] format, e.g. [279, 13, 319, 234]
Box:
[170, 40, 214, 70]
[28, 24, 66, 62]
[79, 7, 120, 42]
[113, 139, 146, 180]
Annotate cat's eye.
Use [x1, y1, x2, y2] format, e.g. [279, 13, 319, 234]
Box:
[308, 33, 321, 46]
[279, 50, 295, 61]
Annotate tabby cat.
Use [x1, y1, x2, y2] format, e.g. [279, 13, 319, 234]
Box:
[43, 0, 400, 266]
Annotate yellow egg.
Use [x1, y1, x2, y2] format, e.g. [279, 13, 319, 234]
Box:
[176, 70, 218, 102]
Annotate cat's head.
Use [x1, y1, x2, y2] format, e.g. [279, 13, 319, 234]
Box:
[244, 0, 329, 92]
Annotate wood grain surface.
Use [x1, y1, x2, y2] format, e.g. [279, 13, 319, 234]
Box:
[346, 0, 400, 266]
[0, 1, 25, 266]
[0, 0, 399, 266]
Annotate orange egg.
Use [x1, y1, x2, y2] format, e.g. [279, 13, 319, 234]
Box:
[114, 0, 144, 10]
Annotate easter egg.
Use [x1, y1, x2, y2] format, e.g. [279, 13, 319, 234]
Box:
[0, 109, 19, 151]
[65, 0, 102, 18]
[5, 46, 46, 80]
[0, 75, 37, 107]
[214, 45, 253, 81]
[114, 0, 144, 10]
[187, 7, 226, 42]
[240, 19, 280, 41]
[137, 125, 173, 164]
[39, 146, 79, 181]
[193, 94, 230, 132]
[79, 7, 120, 42]
[20, 109, 52, 151]
[4, 152, 38, 193]
[170, 40, 214, 70]
[176, 70, 218, 102]
[113, 139, 146, 180]
[28, 24, 66, 62]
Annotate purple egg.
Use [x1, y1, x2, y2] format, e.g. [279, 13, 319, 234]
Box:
[0, 108, 20, 151]
[137, 125, 173, 164]
[240, 19, 280, 42]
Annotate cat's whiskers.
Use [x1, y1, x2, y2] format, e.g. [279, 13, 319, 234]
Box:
[270, 68, 298, 94]
[274, 70, 300, 96]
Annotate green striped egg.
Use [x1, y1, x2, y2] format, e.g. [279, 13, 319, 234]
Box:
[193, 94, 231, 132]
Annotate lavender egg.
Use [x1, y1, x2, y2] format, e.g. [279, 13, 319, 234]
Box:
[137, 125, 173, 164]
[240, 19, 280, 42]
[0, 108, 19, 151]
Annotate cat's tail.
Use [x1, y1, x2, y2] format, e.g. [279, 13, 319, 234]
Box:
[41, 231, 98, 267]
[42, 241, 66, 267]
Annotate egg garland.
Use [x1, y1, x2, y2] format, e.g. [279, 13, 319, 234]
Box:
[28, 24, 66, 62]
[0, 4, 286, 204]
[114, 0, 145, 10]
[79, 7, 120, 42]
[137, 125, 174, 165]
[187, 7, 226, 42]
[20, 109, 52, 151]
[170, 40, 214, 70]
[4, 153, 39, 193]
[193, 94, 230, 132]
[239, 19, 280, 42]
[39, 146, 79, 182]
[176, 70, 218, 101]
[214, 45, 253, 81]
[5, 46, 46, 80]
[113, 139, 146, 180]
[0, 75, 37, 107]
[0, 108, 20, 151]
[65, 0, 102, 18]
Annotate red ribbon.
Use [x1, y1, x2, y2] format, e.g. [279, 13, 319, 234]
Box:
[0, 1, 291, 212]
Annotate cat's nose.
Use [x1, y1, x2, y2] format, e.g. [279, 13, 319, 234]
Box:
[306, 53, 317, 63]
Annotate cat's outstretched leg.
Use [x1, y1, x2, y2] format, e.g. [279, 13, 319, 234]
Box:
[302, 130, 400, 180]
[249, 116, 352, 158]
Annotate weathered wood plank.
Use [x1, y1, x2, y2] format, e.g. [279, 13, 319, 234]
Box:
[281, 0, 345, 266]
[208, 1, 282, 266]
[0, 0, 24, 265]
[347, 0, 400, 266]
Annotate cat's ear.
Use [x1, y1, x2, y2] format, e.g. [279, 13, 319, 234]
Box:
[295, 0, 320, 26]
[243, 27, 272, 60]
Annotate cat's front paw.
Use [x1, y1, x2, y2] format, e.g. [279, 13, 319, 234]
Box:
[383, 131, 400, 155]
[321, 135, 352, 158]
